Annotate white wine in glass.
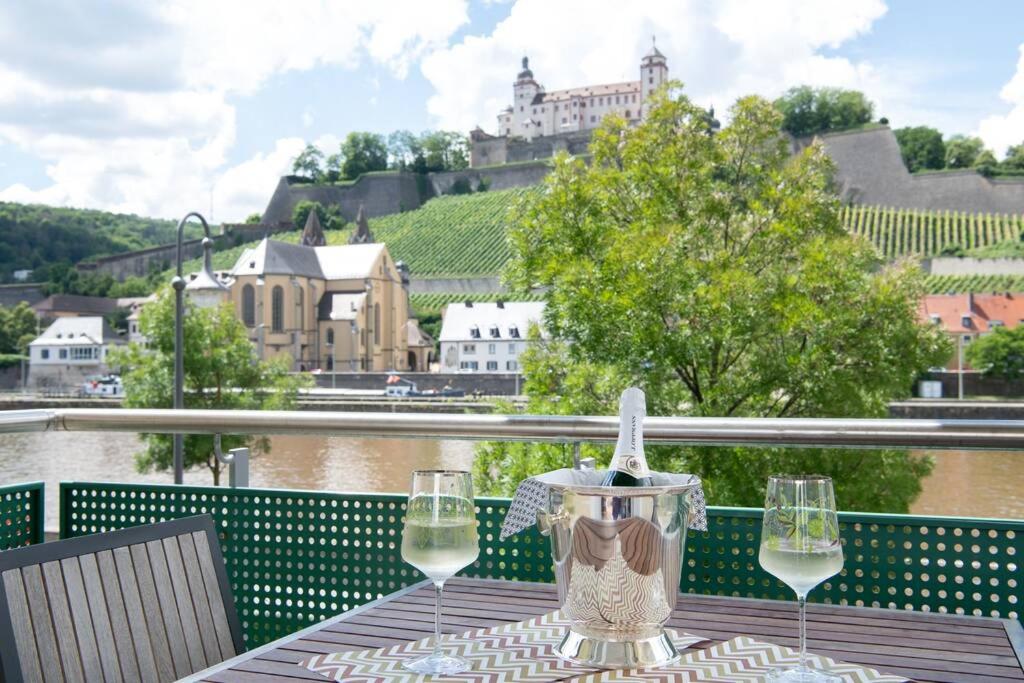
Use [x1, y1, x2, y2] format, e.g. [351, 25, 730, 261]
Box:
[400, 470, 479, 676]
[759, 475, 843, 683]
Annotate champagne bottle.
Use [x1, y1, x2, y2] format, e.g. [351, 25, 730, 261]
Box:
[601, 387, 653, 487]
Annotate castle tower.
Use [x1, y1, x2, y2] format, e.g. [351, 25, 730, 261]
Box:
[513, 56, 542, 140]
[640, 37, 668, 117]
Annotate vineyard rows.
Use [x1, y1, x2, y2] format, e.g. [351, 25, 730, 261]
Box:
[842, 205, 1024, 259]
[923, 274, 1024, 295]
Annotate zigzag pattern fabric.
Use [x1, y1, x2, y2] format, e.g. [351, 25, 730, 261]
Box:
[301, 611, 906, 682]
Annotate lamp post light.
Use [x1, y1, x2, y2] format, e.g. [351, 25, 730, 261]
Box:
[172, 212, 228, 485]
[326, 342, 335, 389]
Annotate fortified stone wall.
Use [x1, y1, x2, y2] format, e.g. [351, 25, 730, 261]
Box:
[427, 162, 550, 195]
[0, 283, 44, 307]
[923, 257, 1024, 276]
[261, 173, 423, 226]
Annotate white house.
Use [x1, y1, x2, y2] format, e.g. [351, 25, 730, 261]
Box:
[27, 316, 125, 389]
[439, 301, 545, 373]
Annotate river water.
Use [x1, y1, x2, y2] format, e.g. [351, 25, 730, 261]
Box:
[0, 431, 1020, 529]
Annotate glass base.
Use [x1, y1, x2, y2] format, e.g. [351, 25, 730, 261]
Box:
[766, 666, 841, 682]
[402, 652, 472, 675]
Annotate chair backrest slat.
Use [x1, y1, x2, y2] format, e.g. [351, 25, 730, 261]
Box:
[0, 515, 243, 683]
[60, 557, 105, 681]
[1, 570, 43, 682]
[77, 553, 124, 683]
[40, 560, 85, 682]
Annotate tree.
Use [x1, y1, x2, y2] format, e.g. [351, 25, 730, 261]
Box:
[110, 289, 309, 484]
[387, 130, 424, 170]
[944, 135, 986, 169]
[1004, 141, 1024, 170]
[774, 85, 874, 137]
[324, 152, 344, 182]
[340, 132, 388, 180]
[477, 87, 950, 512]
[244, 212, 262, 224]
[0, 302, 38, 354]
[291, 144, 325, 181]
[894, 126, 946, 172]
[292, 201, 327, 231]
[965, 326, 1024, 381]
[421, 131, 469, 172]
[974, 149, 999, 176]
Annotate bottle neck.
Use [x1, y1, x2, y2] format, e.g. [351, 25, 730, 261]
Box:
[610, 411, 648, 477]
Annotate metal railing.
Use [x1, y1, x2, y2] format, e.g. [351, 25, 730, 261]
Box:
[4, 407, 1024, 449]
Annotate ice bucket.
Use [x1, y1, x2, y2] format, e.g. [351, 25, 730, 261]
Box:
[536, 480, 697, 669]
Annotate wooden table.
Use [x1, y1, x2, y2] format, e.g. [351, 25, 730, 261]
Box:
[185, 577, 1024, 683]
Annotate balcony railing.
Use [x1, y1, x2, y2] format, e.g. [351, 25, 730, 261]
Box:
[0, 408, 1022, 647]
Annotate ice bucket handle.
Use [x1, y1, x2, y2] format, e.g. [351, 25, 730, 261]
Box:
[536, 507, 568, 537]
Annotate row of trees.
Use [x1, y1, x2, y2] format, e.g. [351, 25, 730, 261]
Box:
[894, 127, 1024, 175]
[774, 85, 875, 137]
[0, 302, 38, 363]
[292, 130, 469, 183]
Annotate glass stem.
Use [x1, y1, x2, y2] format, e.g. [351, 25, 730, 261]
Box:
[798, 593, 808, 671]
[433, 581, 444, 660]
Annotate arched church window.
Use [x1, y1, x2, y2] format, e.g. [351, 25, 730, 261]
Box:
[242, 284, 255, 326]
[271, 285, 284, 332]
[326, 328, 334, 345]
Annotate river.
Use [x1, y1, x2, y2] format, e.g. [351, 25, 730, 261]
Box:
[0, 431, 1020, 529]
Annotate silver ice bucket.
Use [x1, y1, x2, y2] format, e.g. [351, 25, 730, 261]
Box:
[536, 481, 697, 669]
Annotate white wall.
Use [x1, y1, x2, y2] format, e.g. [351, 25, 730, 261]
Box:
[441, 339, 528, 373]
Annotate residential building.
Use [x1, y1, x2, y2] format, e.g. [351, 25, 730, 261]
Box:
[32, 294, 120, 322]
[498, 43, 667, 141]
[226, 235, 410, 372]
[439, 301, 545, 373]
[27, 316, 125, 389]
[919, 292, 1024, 370]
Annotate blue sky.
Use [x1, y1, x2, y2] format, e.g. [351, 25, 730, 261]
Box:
[0, 1, 1021, 220]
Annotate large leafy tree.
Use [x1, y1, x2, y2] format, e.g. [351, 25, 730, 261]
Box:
[1004, 141, 1024, 170]
[774, 85, 874, 137]
[477, 87, 950, 512]
[340, 132, 389, 179]
[0, 302, 38, 355]
[291, 144, 325, 181]
[965, 326, 1024, 381]
[894, 126, 946, 172]
[944, 135, 987, 169]
[110, 289, 310, 485]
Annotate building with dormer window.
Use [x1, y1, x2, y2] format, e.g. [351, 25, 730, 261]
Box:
[439, 301, 545, 373]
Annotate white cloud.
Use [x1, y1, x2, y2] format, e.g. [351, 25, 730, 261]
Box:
[976, 44, 1024, 158]
[0, 1, 469, 219]
[422, 0, 888, 132]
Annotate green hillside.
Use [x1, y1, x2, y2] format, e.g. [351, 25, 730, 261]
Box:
[0, 201, 194, 283]
[409, 291, 544, 316]
[842, 205, 1024, 258]
[923, 274, 1024, 294]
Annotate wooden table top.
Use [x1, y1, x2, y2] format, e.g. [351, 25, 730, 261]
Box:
[185, 577, 1024, 683]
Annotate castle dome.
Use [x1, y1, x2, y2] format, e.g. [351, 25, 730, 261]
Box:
[516, 56, 534, 81]
[642, 38, 666, 65]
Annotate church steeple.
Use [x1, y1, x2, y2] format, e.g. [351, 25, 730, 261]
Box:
[349, 204, 375, 244]
[300, 209, 326, 246]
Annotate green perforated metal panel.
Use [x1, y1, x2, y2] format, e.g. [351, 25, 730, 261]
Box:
[684, 508, 1022, 621]
[59, 482, 551, 646]
[60, 482, 1022, 646]
[0, 481, 44, 550]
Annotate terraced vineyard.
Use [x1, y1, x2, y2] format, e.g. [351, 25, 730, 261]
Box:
[409, 291, 544, 315]
[923, 274, 1024, 294]
[842, 205, 1024, 258]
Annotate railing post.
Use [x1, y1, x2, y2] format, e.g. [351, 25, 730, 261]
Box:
[229, 447, 250, 488]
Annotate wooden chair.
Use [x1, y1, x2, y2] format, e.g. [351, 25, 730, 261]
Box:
[0, 515, 245, 682]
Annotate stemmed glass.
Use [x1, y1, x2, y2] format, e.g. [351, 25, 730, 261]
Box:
[400, 470, 480, 675]
[758, 475, 844, 683]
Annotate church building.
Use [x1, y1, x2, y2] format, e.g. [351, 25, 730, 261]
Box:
[224, 208, 413, 372]
[497, 42, 668, 141]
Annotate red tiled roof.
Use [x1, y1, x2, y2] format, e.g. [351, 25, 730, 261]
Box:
[919, 293, 1024, 334]
[537, 81, 640, 103]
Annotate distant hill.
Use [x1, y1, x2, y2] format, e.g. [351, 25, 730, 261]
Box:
[0, 201, 196, 283]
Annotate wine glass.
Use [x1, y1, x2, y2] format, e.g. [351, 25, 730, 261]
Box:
[758, 475, 844, 683]
[400, 470, 480, 675]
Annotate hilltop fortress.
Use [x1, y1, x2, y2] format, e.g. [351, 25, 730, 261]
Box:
[253, 46, 1024, 226]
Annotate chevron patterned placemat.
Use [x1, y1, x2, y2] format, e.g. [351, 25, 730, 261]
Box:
[300, 610, 707, 682]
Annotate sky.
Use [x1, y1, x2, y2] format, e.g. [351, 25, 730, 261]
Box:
[0, 0, 1021, 222]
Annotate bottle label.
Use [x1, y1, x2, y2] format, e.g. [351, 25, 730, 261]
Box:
[619, 454, 649, 478]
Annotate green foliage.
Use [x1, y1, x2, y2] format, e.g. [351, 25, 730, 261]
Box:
[924, 274, 1024, 294]
[965, 325, 1024, 380]
[0, 353, 26, 369]
[975, 149, 999, 176]
[388, 130, 469, 172]
[841, 205, 1024, 258]
[341, 132, 389, 180]
[109, 288, 310, 484]
[894, 126, 946, 172]
[291, 201, 346, 232]
[0, 302, 38, 354]
[944, 135, 986, 169]
[244, 213, 263, 224]
[291, 144, 325, 181]
[1005, 141, 1024, 170]
[0, 201, 186, 285]
[477, 88, 949, 512]
[774, 85, 874, 137]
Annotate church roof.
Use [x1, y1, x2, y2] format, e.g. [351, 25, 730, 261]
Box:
[349, 204, 375, 244]
[230, 238, 387, 283]
[406, 319, 434, 348]
[301, 210, 326, 246]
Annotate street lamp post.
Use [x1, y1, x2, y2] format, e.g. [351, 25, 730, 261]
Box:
[172, 212, 228, 484]
[327, 342, 335, 389]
